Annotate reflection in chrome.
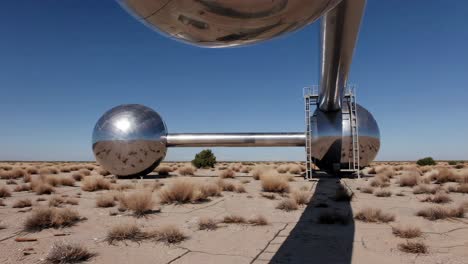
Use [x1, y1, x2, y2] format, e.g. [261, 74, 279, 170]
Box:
[117, 0, 342, 47]
[310, 103, 380, 169]
[166, 133, 305, 147]
[92, 104, 167, 177]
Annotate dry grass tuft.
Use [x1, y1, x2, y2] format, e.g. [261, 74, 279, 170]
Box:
[12, 198, 32, 208]
[151, 225, 187, 244]
[374, 189, 392, 197]
[416, 206, 465, 220]
[0, 199, 5, 206]
[413, 184, 439, 194]
[118, 191, 154, 217]
[276, 198, 299, 211]
[449, 183, 468, 193]
[392, 225, 422, 238]
[96, 194, 116, 208]
[398, 241, 428, 254]
[251, 166, 273, 180]
[291, 190, 309, 205]
[46, 242, 96, 264]
[369, 175, 390, 188]
[24, 207, 81, 231]
[261, 174, 290, 193]
[178, 166, 195, 176]
[159, 178, 205, 204]
[261, 193, 276, 200]
[71, 172, 84, 181]
[434, 168, 458, 183]
[223, 214, 247, 224]
[360, 186, 374, 194]
[288, 164, 302, 174]
[13, 183, 31, 192]
[98, 168, 111, 176]
[31, 180, 55, 195]
[81, 176, 111, 192]
[106, 223, 146, 244]
[248, 215, 269, 226]
[78, 169, 91, 176]
[355, 208, 395, 223]
[198, 217, 218, 230]
[398, 172, 420, 187]
[156, 166, 172, 176]
[48, 196, 65, 207]
[26, 167, 39, 175]
[219, 169, 235, 179]
[0, 185, 12, 198]
[420, 193, 452, 204]
[318, 211, 350, 225]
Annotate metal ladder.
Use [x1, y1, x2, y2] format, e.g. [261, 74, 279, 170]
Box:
[343, 86, 360, 178]
[303, 86, 319, 179]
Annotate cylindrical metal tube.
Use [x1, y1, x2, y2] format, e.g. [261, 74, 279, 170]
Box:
[165, 133, 305, 147]
[319, 0, 366, 112]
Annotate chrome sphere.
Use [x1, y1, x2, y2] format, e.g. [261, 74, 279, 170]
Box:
[117, 0, 341, 47]
[310, 103, 380, 170]
[92, 104, 167, 177]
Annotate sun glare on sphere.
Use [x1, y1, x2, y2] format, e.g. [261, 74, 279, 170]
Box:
[115, 118, 131, 132]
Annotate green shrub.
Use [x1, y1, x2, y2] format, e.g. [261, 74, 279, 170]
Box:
[448, 161, 459, 166]
[192, 149, 217, 168]
[416, 157, 436, 166]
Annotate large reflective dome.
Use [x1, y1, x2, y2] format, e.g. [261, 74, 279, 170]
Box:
[92, 104, 167, 177]
[117, 0, 342, 47]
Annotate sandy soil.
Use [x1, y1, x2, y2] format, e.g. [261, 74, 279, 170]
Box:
[0, 161, 467, 264]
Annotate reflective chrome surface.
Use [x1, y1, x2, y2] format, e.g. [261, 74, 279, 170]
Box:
[166, 133, 305, 147]
[319, 0, 366, 111]
[117, 0, 342, 47]
[92, 104, 167, 176]
[310, 103, 380, 170]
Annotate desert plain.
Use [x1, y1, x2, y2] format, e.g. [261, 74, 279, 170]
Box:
[0, 161, 467, 264]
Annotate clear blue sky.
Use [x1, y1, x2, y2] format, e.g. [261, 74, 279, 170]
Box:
[1, 0, 467, 161]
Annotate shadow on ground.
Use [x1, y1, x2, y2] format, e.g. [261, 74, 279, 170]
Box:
[270, 173, 355, 264]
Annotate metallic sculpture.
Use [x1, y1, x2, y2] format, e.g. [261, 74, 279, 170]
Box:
[92, 0, 380, 176]
[117, 0, 342, 47]
[92, 104, 167, 176]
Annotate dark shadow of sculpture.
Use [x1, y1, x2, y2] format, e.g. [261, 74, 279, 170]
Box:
[270, 172, 355, 263]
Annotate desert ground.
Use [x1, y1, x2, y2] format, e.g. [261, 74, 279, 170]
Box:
[0, 161, 467, 264]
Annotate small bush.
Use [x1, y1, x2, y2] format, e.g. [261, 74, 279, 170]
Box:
[159, 178, 204, 204]
[360, 186, 374, 194]
[413, 184, 438, 194]
[369, 175, 390, 188]
[156, 166, 172, 176]
[417, 157, 436, 166]
[24, 207, 81, 231]
[81, 176, 111, 192]
[106, 223, 145, 244]
[248, 215, 269, 226]
[198, 217, 218, 230]
[0, 185, 12, 198]
[98, 168, 111, 176]
[318, 211, 349, 225]
[118, 191, 154, 217]
[355, 208, 395, 223]
[291, 190, 309, 205]
[48, 196, 65, 207]
[261, 193, 276, 200]
[178, 166, 195, 176]
[192, 149, 217, 168]
[276, 198, 298, 211]
[374, 189, 392, 197]
[392, 225, 422, 238]
[151, 225, 187, 244]
[223, 214, 247, 224]
[12, 198, 32, 208]
[399, 172, 419, 187]
[96, 194, 116, 208]
[421, 193, 452, 204]
[219, 169, 235, 179]
[31, 180, 55, 195]
[46, 242, 96, 264]
[14, 184, 31, 192]
[71, 172, 84, 181]
[416, 206, 464, 220]
[261, 174, 290, 193]
[78, 169, 91, 176]
[398, 241, 428, 254]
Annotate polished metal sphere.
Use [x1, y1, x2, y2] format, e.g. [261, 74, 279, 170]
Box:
[117, 0, 341, 47]
[92, 104, 167, 177]
[310, 103, 380, 170]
